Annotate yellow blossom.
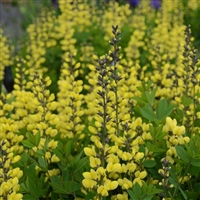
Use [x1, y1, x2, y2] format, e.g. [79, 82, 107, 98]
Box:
[82, 179, 97, 189]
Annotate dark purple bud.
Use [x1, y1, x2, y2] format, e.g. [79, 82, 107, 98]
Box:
[51, 0, 58, 8]
[129, 0, 140, 7]
[151, 0, 161, 9]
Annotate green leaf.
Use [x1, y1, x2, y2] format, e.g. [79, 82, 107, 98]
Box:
[26, 132, 34, 143]
[26, 177, 39, 198]
[146, 142, 165, 153]
[143, 159, 156, 168]
[133, 182, 142, 197]
[178, 185, 187, 200]
[169, 177, 178, 187]
[181, 95, 193, 106]
[64, 138, 76, 156]
[38, 157, 47, 170]
[194, 119, 200, 127]
[156, 99, 174, 120]
[22, 194, 36, 200]
[43, 138, 48, 153]
[35, 131, 41, 146]
[21, 140, 35, 149]
[143, 195, 154, 200]
[63, 169, 69, 182]
[169, 167, 179, 187]
[145, 86, 157, 105]
[175, 146, 190, 163]
[127, 190, 137, 199]
[34, 149, 45, 158]
[64, 181, 82, 193]
[191, 159, 200, 167]
[141, 105, 157, 121]
[20, 183, 28, 193]
[51, 183, 69, 194]
[133, 96, 148, 104]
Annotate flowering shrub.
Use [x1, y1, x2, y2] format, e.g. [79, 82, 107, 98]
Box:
[0, 0, 200, 200]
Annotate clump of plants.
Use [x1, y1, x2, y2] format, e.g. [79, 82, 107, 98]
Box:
[0, 0, 200, 200]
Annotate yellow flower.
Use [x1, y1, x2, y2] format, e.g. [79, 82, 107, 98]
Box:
[83, 169, 97, 180]
[51, 154, 60, 163]
[84, 147, 96, 157]
[135, 170, 147, 179]
[97, 185, 109, 196]
[121, 152, 132, 161]
[127, 162, 137, 172]
[107, 163, 121, 173]
[7, 192, 23, 200]
[116, 192, 128, 200]
[0, 181, 12, 193]
[8, 168, 23, 179]
[134, 152, 144, 161]
[118, 178, 132, 189]
[47, 169, 60, 177]
[88, 126, 97, 134]
[82, 179, 97, 189]
[172, 126, 185, 136]
[89, 157, 101, 168]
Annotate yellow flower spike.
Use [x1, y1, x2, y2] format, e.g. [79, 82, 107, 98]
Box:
[165, 117, 177, 131]
[172, 126, 185, 136]
[89, 157, 101, 168]
[169, 137, 178, 145]
[107, 163, 121, 173]
[107, 154, 120, 164]
[95, 121, 102, 128]
[4, 160, 10, 168]
[121, 178, 133, 189]
[7, 192, 23, 200]
[29, 114, 42, 122]
[116, 192, 128, 200]
[183, 136, 190, 143]
[3, 104, 14, 112]
[1, 181, 12, 193]
[75, 62, 81, 69]
[96, 167, 106, 176]
[97, 185, 109, 196]
[47, 169, 60, 177]
[45, 152, 51, 160]
[7, 152, 14, 159]
[119, 164, 127, 173]
[47, 140, 58, 149]
[108, 127, 116, 135]
[51, 154, 60, 163]
[127, 162, 137, 173]
[122, 114, 130, 121]
[45, 127, 58, 137]
[84, 147, 96, 157]
[109, 145, 118, 154]
[83, 173, 94, 181]
[48, 101, 58, 110]
[133, 178, 143, 187]
[104, 180, 118, 191]
[121, 152, 132, 161]
[10, 177, 19, 187]
[134, 152, 144, 161]
[48, 93, 55, 102]
[88, 126, 97, 134]
[8, 168, 23, 179]
[82, 179, 97, 189]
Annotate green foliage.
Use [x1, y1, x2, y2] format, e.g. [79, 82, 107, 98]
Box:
[128, 182, 163, 200]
